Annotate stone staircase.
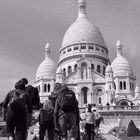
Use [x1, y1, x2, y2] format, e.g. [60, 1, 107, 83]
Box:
[99, 117, 140, 134]
[0, 117, 6, 127]
[100, 118, 119, 134]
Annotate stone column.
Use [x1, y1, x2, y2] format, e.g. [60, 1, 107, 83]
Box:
[40, 80, 44, 94]
[115, 78, 119, 93]
[87, 91, 92, 104]
[92, 92, 96, 105]
[91, 93, 93, 104]
[77, 67, 81, 79]
[51, 79, 55, 92]
[40, 79, 44, 102]
[88, 67, 92, 78]
[127, 77, 130, 92]
[75, 91, 79, 100]
[78, 93, 82, 107]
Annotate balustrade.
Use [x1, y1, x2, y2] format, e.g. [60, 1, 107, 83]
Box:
[79, 105, 140, 113]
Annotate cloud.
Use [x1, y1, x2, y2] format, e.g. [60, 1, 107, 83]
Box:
[0, 55, 36, 101]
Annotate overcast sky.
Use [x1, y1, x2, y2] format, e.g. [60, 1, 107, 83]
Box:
[0, 0, 140, 102]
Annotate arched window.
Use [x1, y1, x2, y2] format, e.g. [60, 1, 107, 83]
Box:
[120, 81, 122, 90]
[68, 66, 72, 75]
[74, 46, 78, 50]
[63, 51, 66, 54]
[81, 46, 86, 49]
[63, 68, 66, 77]
[96, 47, 100, 51]
[132, 83, 134, 90]
[124, 81, 126, 89]
[114, 82, 116, 90]
[103, 66, 106, 76]
[74, 64, 77, 71]
[99, 97, 102, 104]
[81, 87, 88, 104]
[48, 84, 50, 92]
[67, 48, 72, 52]
[91, 64, 94, 70]
[97, 89, 102, 96]
[44, 84, 47, 92]
[97, 65, 101, 73]
[88, 46, 94, 50]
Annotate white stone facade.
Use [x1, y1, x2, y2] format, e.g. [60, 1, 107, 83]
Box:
[34, 0, 140, 106]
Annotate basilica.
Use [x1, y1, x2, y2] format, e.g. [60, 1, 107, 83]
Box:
[34, 0, 140, 107]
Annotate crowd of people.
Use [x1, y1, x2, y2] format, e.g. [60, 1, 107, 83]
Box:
[2, 79, 104, 140]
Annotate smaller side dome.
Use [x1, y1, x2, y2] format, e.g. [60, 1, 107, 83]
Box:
[111, 40, 134, 76]
[36, 43, 56, 80]
[56, 66, 63, 74]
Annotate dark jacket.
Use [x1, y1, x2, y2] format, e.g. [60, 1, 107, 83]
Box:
[3, 89, 32, 116]
[54, 89, 79, 128]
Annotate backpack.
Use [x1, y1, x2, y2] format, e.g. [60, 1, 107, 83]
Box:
[10, 90, 26, 111]
[60, 89, 77, 112]
[39, 108, 54, 126]
[26, 85, 40, 109]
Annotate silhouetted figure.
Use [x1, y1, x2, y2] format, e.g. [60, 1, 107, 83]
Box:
[54, 85, 79, 140]
[3, 78, 32, 140]
[38, 100, 54, 140]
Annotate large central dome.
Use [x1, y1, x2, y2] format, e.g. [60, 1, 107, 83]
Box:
[62, 18, 106, 48]
[61, 0, 106, 49]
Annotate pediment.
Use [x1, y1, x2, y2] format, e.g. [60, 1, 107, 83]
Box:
[64, 70, 105, 84]
[77, 56, 91, 64]
[92, 71, 105, 83]
[64, 71, 78, 84]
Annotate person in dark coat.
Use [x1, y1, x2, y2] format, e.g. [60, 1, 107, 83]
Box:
[3, 78, 32, 140]
[49, 83, 62, 108]
[54, 85, 79, 140]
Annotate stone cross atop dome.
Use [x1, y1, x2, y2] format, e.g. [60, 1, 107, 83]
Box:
[45, 42, 51, 58]
[78, 0, 87, 18]
[116, 40, 123, 57]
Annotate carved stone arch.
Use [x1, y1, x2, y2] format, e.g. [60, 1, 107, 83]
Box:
[81, 87, 89, 105]
[68, 65, 72, 75]
[96, 88, 104, 96]
[95, 87, 104, 105]
[116, 98, 133, 106]
[74, 64, 78, 71]
[63, 68, 66, 77]
[77, 57, 91, 69]
[97, 65, 101, 73]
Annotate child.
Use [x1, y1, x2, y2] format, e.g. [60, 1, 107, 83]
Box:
[38, 100, 54, 140]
